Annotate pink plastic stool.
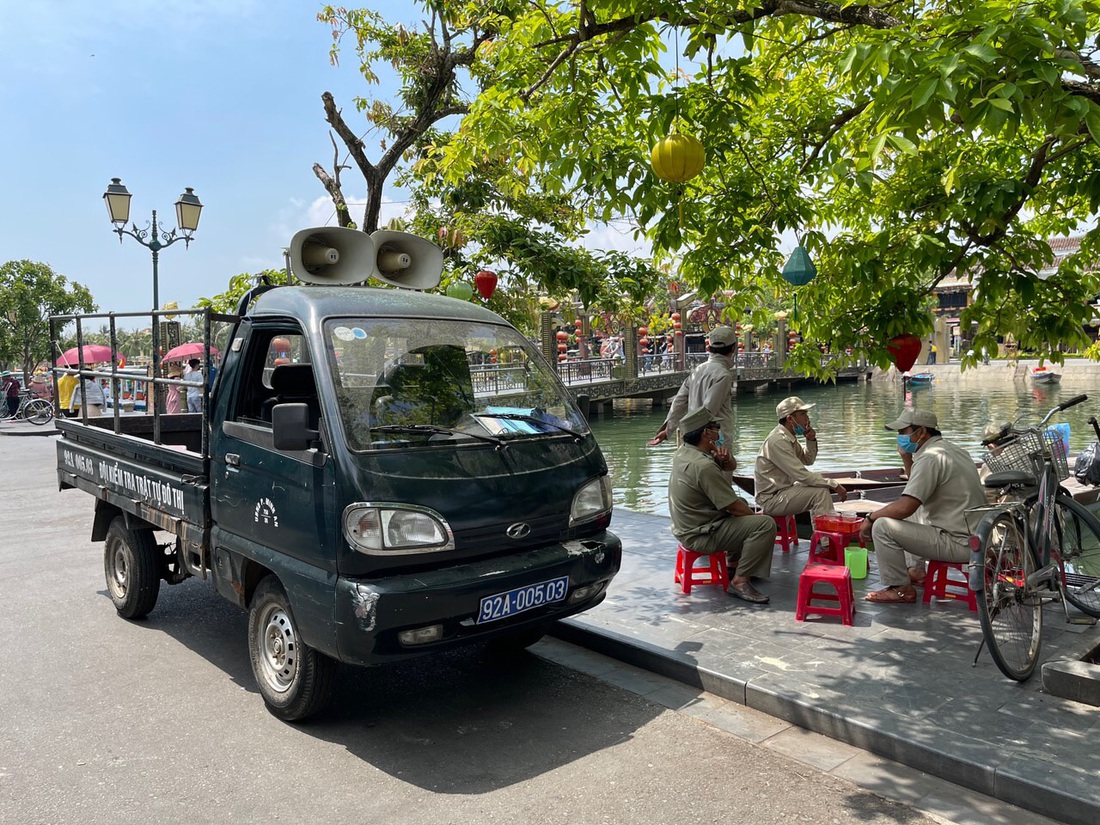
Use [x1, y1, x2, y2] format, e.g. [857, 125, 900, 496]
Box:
[808, 529, 865, 564]
[674, 545, 730, 594]
[772, 514, 798, 553]
[922, 560, 977, 611]
[796, 563, 855, 625]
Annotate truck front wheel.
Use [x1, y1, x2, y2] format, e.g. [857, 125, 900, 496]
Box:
[104, 517, 161, 619]
[248, 576, 337, 722]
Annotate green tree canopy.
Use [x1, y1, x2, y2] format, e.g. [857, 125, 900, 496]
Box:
[0, 260, 96, 380]
[319, 0, 1100, 371]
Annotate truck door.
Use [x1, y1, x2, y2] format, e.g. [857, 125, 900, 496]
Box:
[212, 326, 339, 578]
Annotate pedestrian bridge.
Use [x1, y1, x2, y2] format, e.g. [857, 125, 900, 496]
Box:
[475, 353, 872, 418]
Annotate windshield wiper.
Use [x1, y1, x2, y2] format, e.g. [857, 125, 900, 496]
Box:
[371, 423, 505, 448]
[473, 412, 583, 440]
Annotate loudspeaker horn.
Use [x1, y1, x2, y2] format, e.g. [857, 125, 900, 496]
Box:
[288, 226, 377, 285]
[369, 230, 444, 291]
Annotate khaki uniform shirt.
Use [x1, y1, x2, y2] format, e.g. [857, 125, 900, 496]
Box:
[754, 424, 837, 504]
[664, 354, 735, 438]
[668, 444, 745, 543]
[903, 436, 986, 540]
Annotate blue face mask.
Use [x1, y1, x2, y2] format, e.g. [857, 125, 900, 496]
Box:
[716, 430, 726, 447]
[896, 433, 920, 454]
[793, 424, 806, 436]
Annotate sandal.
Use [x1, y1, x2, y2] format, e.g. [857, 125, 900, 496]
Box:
[727, 581, 770, 604]
[864, 586, 917, 604]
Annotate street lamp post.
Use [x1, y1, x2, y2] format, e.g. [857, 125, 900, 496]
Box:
[102, 178, 203, 312]
[102, 178, 203, 417]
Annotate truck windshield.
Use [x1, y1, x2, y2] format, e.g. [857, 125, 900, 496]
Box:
[325, 318, 590, 451]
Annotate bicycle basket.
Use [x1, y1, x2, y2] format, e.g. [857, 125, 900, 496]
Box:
[981, 430, 1069, 481]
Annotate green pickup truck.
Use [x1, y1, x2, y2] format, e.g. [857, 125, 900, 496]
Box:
[54, 227, 621, 721]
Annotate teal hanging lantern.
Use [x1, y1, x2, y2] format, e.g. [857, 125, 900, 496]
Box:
[781, 245, 816, 320]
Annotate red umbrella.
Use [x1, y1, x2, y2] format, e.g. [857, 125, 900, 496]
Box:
[163, 342, 220, 363]
[56, 344, 115, 366]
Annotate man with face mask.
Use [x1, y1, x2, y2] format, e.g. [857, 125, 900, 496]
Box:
[862, 408, 986, 603]
[754, 396, 847, 519]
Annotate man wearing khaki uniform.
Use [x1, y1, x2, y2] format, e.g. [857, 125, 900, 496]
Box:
[648, 326, 737, 446]
[754, 396, 847, 518]
[668, 408, 778, 603]
[862, 408, 986, 603]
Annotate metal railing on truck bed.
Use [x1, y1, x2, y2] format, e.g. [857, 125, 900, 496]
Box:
[49, 307, 236, 457]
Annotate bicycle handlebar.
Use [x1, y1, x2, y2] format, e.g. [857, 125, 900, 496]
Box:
[1038, 393, 1087, 428]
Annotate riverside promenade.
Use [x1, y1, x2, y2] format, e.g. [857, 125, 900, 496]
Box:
[554, 508, 1100, 825]
[5, 417, 1097, 823]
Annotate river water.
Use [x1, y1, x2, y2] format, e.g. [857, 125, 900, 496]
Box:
[587, 371, 1099, 518]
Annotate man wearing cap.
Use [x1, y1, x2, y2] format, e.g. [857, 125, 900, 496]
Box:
[861, 408, 986, 603]
[754, 396, 847, 519]
[668, 407, 778, 603]
[648, 326, 737, 447]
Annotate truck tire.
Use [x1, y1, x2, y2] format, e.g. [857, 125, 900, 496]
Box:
[104, 517, 161, 619]
[248, 576, 337, 722]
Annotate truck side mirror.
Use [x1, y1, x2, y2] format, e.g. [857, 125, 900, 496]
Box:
[271, 403, 320, 451]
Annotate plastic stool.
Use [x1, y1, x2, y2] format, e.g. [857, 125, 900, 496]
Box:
[796, 563, 855, 625]
[923, 560, 977, 611]
[674, 545, 730, 594]
[808, 529, 865, 564]
[772, 514, 798, 553]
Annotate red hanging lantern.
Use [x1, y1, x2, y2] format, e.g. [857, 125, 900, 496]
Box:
[558, 353, 568, 362]
[489, 348, 498, 364]
[272, 337, 290, 355]
[886, 334, 922, 373]
[574, 318, 583, 327]
[556, 330, 569, 342]
[638, 326, 648, 337]
[474, 270, 498, 300]
[673, 320, 682, 330]
[671, 312, 681, 322]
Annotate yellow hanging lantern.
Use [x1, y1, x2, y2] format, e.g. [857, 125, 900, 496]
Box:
[650, 133, 705, 183]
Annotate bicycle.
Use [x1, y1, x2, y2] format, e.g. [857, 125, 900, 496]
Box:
[968, 394, 1100, 681]
[0, 388, 54, 425]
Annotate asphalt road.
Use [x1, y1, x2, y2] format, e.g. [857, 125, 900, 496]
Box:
[0, 433, 1015, 824]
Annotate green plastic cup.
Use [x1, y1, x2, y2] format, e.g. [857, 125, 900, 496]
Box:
[845, 546, 868, 580]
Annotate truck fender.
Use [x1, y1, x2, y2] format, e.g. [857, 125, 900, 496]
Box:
[91, 500, 155, 542]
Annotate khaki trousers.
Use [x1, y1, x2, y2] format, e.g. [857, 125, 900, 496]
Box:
[871, 517, 969, 588]
[683, 514, 777, 579]
[757, 485, 835, 518]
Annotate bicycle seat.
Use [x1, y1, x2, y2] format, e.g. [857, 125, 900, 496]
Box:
[984, 469, 1035, 488]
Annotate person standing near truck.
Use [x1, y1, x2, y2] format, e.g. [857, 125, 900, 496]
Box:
[57, 369, 79, 418]
[647, 326, 737, 447]
[184, 358, 204, 412]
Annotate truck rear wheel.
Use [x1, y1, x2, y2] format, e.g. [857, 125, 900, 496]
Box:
[248, 576, 337, 722]
[104, 517, 161, 619]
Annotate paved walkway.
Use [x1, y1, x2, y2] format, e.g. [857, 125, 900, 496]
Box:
[554, 509, 1100, 825]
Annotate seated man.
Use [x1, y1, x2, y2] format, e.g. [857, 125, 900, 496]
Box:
[861, 408, 986, 603]
[754, 396, 847, 518]
[668, 407, 778, 603]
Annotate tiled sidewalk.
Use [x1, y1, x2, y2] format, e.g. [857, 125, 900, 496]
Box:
[555, 509, 1100, 825]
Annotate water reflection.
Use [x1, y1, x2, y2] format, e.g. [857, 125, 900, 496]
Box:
[589, 375, 1098, 518]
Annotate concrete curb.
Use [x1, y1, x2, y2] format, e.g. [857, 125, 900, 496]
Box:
[551, 618, 1100, 825]
[0, 422, 60, 437]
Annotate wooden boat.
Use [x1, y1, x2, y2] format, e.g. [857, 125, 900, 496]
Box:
[904, 372, 934, 386]
[1032, 367, 1061, 385]
[732, 466, 910, 497]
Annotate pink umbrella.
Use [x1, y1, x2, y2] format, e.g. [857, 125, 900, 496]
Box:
[56, 344, 115, 366]
[163, 342, 220, 363]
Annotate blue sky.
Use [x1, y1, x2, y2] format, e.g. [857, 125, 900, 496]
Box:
[0, 1, 653, 317]
[0, 1, 437, 312]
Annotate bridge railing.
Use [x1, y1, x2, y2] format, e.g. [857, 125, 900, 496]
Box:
[554, 358, 616, 385]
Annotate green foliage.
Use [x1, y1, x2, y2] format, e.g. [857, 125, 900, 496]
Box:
[399, 0, 1100, 373]
[197, 269, 291, 315]
[0, 260, 96, 380]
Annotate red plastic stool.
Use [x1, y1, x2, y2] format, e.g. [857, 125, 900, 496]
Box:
[772, 514, 798, 553]
[808, 530, 864, 564]
[674, 545, 730, 594]
[922, 560, 977, 611]
[796, 563, 855, 625]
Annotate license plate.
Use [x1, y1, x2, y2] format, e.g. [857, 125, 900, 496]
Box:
[477, 576, 569, 624]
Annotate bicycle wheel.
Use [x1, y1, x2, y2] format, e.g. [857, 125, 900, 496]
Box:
[23, 399, 53, 425]
[977, 512, 1042, 681]
[1052, 495, 1100, 617]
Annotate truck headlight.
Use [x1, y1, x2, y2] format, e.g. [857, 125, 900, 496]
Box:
[570, 476, 612, 526]
[343, 503, 454, 555]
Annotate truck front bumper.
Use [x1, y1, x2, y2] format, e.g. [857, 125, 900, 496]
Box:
[333, 530, 621, 666]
